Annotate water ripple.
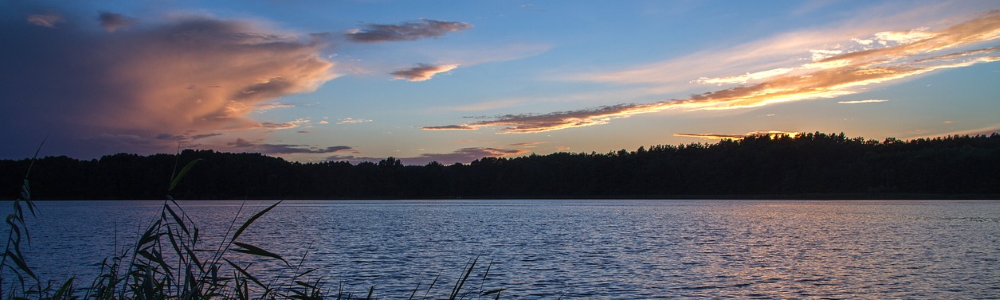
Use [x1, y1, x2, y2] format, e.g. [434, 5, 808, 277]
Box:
[11, 200, 1000, 299]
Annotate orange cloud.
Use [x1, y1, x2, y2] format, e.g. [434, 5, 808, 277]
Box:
[424, 10, 1000, 134]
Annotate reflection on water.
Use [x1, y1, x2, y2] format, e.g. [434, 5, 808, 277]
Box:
[13, 200, 1000, 298]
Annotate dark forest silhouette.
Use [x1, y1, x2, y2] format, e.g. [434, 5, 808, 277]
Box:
[3, 132, 999, 200]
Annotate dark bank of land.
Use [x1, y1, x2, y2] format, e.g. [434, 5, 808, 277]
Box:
[3, 132, 999, 200]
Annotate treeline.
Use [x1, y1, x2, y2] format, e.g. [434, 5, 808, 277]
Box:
[3, 132, 999, 200]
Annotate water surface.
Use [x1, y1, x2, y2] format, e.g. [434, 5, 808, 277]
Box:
[14, 200, 1000, 298]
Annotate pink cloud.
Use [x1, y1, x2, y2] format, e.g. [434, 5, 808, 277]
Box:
[2, 11, 338, 157]
[26, 14, 62, 28]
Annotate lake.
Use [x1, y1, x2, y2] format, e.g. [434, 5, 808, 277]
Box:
[9, 200, 1000, 298]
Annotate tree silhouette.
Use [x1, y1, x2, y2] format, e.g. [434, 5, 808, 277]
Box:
[2, 133, 998, 200]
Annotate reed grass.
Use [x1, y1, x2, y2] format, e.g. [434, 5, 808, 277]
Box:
[2, 150, 505, 299]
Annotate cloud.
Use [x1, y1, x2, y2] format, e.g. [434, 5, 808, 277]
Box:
[155, 133, 188, 141]
[424, 124, 476, 131]
[345, 19, 472, 43]
[260, 118, 310, 130]
[391, 63, 458, 81]
[253, 102, 297, 113]
[510, 142, 545, 147]
[401, 147, 529, 165]
[98, 11, 136, 32]
[191, 133, 223, 140]
[838, 99, 889, 104]
[695, 68, 796, 85]
[914, 125, 1000, 139]
[675, 131, 802, 140]
[337, 118, 372, 124]
[229, 138, 353, 154]
[425, 11, 1000, 134]
[0, 9, 337, 158]
[422, 103, 653, 133]
[26, 14, 62, 28]
[325, 147, 529, 165]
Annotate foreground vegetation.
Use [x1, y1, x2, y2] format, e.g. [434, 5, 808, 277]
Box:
[2, 132, 999, 200]
[2, 155, 505, 299]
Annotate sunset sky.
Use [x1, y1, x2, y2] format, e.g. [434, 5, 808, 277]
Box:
[2, 0, 999, 165]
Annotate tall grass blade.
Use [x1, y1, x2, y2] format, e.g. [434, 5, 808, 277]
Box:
[421, 274, 439, 300]
[479, 259, 493, 295]
[19, 180, 30, 202]
[407, 282, 420, 300]
[449, 256, 478, 300]
[232, 242, 288, 265]
[51, 277, 74, 300]
[164, 204, 190, 236]
[168, 159, 202, 192]
[23, 136, 47, 180]
[481, 288, 505, 297]
[232, 201, 282, 242]
[4, 250, 36, 281]
[224, 258, 266, 290]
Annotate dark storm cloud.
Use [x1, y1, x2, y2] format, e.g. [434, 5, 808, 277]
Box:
[345, 19, 472, 43]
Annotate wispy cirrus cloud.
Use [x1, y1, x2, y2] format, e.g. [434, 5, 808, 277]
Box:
[345, 19, 472, 43]
[510, 142, 546, 148]
[26, 14, 62, 28]
[391, 63, 458, 81]
[425, 10, 1000, 134]
[337, 118, 372, 124]
[838, 99, 889, 104]
[253, 102, 297, 113]
[260, 118, 310, 130]
[1, 8, 337, 158]
[695, 68, 796, 85]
